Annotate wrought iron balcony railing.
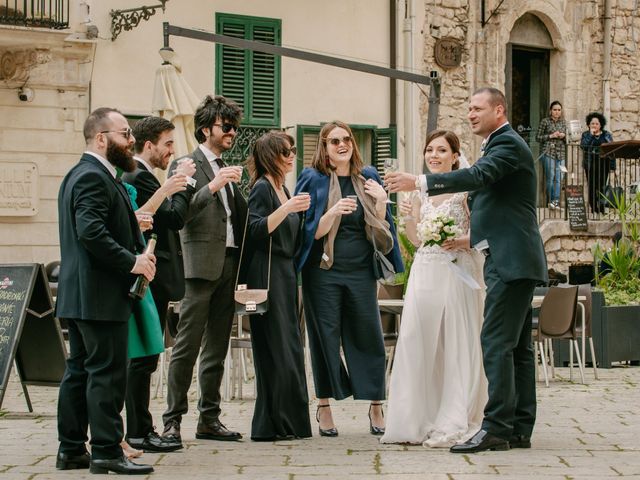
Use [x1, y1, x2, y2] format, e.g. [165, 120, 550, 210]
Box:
[0, 0, 69, 29]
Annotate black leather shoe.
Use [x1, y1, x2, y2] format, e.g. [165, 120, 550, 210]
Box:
[368, 403, 385, 436]
[128, 430, 183, 452]
[509, 434, 531, 449]
[450, 429, 510, 453]
[316, 405, 338, 437]
[89, 455, 154, 475]
[196, 419, 242, 441]
[56, 451, 90, 470]
[162, 419, 182, 444]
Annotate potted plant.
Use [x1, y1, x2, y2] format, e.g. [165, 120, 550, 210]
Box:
[589, 190, 640, 367]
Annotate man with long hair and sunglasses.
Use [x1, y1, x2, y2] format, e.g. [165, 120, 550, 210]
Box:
[161, 95, 247, 445]
[56, 108, 155, 474]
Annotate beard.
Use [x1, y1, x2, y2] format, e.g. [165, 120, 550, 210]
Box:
[106, 139, 135, 172]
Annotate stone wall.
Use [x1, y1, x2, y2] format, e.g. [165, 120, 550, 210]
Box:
[0, 28, 94, 264]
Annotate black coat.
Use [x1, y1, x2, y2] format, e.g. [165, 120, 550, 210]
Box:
[122, 160, 193, 301]
[427, 124, 548, 284]
[56, 153, 144, 322]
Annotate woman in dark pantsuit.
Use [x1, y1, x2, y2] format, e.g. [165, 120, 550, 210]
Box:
[294, 121, 403, 437]
[244, 131, 312, 441]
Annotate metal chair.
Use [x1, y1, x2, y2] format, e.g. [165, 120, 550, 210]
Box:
[223, 314, 253, 400]
[575, 284, 599, 380]
[533, 285, 586, 386]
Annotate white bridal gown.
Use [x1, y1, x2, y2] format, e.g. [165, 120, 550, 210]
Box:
[380, 193, 488, 448]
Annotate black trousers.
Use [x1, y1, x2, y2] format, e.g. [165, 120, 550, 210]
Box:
[57, 319, 128, 460]
[480, 256, 538, 440]
[124, 282, 169, 439]
[162, 254, 237, 426]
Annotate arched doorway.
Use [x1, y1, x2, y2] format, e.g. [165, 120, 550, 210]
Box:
[505, 13, 554, 152]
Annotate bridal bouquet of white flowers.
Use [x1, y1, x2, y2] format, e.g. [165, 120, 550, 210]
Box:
[416, 212, 460, 247]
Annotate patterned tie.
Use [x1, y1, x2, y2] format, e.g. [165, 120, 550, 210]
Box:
[214, 157, 239, 241]
[480, 139, 487, 157]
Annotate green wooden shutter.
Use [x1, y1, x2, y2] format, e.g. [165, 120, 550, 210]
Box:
[216, 14, 281, 127]
[373, 127, 397, 176]
[296, 125, 321, 176]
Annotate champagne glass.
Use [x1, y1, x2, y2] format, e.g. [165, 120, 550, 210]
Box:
[383, 158, 398, 204]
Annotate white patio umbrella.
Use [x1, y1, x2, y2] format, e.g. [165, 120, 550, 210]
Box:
[152, 48, 200, 168]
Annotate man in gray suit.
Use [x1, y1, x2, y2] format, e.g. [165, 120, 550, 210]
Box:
[386, 88, 547, 453]
[162, 95, 247, 445]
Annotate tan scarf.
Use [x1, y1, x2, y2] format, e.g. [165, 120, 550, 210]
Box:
[320, 171, 393, 270]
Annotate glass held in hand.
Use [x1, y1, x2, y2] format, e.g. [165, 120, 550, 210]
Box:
[402, 191, 418, 222]
[345, 195, 358, 214]
[382, 158, 398, 203]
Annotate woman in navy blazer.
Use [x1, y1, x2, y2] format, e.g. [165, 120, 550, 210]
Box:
[295, 121, 403, 438]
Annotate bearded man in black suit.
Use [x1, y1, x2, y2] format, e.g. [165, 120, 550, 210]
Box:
[56, 108, 156, 474]
[386, 88, 548, 453]
[121, 116, 196, 453]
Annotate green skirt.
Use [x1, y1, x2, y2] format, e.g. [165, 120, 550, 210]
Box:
[128, 286, 165, 359]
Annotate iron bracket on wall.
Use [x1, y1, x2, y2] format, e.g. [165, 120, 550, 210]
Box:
[111, 1, 169, 41]
[481, 0, 506, 28]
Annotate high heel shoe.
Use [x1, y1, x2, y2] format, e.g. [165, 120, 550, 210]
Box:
[368, 402, 385, 436]
[316, 405, 338, 437]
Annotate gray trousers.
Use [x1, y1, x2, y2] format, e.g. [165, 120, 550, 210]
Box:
[162, 254, 237, 426]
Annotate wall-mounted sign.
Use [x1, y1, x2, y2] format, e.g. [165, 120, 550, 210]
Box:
[0, 162, 38, 216]
[434, 37, 463, 69]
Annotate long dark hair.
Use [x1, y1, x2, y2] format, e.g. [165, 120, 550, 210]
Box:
[423, 129, 461, 171]
[311, 121, 364, 176]
[247, 130, 294, 188]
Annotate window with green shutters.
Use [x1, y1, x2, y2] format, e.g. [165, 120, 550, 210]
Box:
[215, 13, 281, 127]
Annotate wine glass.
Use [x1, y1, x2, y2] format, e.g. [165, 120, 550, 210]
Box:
[383, 158, 398, 204]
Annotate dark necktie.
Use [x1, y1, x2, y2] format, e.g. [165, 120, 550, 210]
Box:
[214, 157, 240, 242]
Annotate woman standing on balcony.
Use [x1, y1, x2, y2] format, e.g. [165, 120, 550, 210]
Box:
[581, 112, 614, 214]
[294, 121, 403, 437]
[536, 101, 567, 210]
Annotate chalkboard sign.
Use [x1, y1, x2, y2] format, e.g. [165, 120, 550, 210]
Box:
[0, 264, 67, 411]
[565, 185, 588, 231]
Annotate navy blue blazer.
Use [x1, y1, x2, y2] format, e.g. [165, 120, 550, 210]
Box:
[294, 166, 404, 274]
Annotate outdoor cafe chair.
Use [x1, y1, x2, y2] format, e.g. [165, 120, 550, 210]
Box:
[533, 285, 586, 386]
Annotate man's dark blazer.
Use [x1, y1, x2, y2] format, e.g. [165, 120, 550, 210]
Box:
[122, 160, 192, 302]
[426, 124, 547, 284]
[169, 147, 247, 282]
[56, 153, 144, 322]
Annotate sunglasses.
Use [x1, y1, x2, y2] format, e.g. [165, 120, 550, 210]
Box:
[281, 146, 297, 157]
[212, 123, 239, 134]
[100, 128, 132, 140]
[324, 136, 352, 146]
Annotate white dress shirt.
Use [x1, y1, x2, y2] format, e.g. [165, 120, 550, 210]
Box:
[198, 144, 236, 248]
[85, 151, 116, 178]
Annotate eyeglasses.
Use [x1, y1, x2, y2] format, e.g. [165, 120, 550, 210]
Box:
[324, 136, 352, 146]
[212, 123, 238, 134]
[281, 146, 297, 157]
[100, 128, 132, 140]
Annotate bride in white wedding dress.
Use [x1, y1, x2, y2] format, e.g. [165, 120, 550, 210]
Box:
[380, 130, 487, 448]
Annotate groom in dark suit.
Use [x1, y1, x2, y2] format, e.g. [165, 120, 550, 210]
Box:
[56, 108, 155, 474]
[386, 88, 547, 452]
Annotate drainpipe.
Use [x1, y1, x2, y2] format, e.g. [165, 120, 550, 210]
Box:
[390, 0, 397, 126]
[603, 0, 612, 123]
[403, 0, 416, 173]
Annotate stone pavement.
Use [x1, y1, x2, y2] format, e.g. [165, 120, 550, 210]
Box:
[1, 365, 639, 479]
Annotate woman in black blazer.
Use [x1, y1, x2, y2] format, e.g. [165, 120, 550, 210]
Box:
[244, 131, 312, 441]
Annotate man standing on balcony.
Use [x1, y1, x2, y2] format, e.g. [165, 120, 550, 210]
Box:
[161, 95, 247, 446]
[385, 88, 547, 453]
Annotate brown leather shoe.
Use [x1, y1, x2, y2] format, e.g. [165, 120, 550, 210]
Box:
[196, 419, 242, 441]
[162, 419, 182, 444]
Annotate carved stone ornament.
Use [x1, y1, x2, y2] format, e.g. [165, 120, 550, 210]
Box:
[434, 37, 463, 69]
[0, 48, 51, 82]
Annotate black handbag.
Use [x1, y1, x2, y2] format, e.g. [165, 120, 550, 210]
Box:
[234, 214, 272, 316]
[371, 234, 396, 282]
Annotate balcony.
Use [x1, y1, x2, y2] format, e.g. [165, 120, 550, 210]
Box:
[0, 0, 68, 30]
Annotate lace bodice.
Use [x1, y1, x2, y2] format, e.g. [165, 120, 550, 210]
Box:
[416, 192, 469, 258]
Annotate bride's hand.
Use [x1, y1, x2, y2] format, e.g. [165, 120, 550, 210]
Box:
[399, 198, 413, 217]
[442, 236, 470, 251]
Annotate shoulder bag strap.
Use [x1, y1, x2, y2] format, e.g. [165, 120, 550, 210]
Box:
[234, 209, 272, 290]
